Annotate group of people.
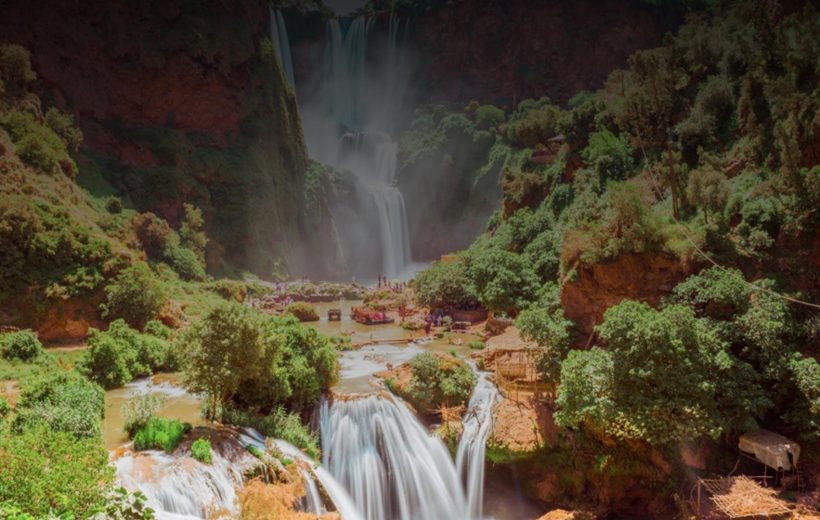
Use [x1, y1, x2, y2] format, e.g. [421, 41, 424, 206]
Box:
[376, 275, 406, 293]
[424, 309, 447, 334]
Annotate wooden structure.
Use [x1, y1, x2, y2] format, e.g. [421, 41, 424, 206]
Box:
[493, 350, 549, 399]
[327, 308, 342, 321]
[694, 476, 791, 519]
[351, 306, 394, 325]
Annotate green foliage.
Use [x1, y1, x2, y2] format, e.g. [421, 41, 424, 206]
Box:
[179, 204, 207, 266]
[93, 487, 156, 520]
[580, 128, 635, 184]
[508, 102, 560, 147]
[286, 302, 319, 322]
[686, 165, 729, 224]
[105, 197, 124, 214]
[0, 44, 36, 97]
[0, 397, 9, 420]
[13, 371, 105, 438]
[516, 284, 573, 385]
[0, 110, 77, 177]
[191, 438, 212, 464]
[101, 263, 167, 330]
[132, 213, 172, 260]
[414, 260, 478, 310]
[122, 394, 165, 437]
[557, 300, 770, 445]
[473, 105, 505, 130]
[178, 303, 336, 418]
[79, 319, 172, 389]
[164, 244, 206, 281]
[0, 424, 112, 518]
[405, 353, 476, 414]
[43, 108, 83, 152]
[221, 405, 320, 460]
[132, 417, 190, 453]
[0, 330, 42, 362]
[463, 247, 539, 313]
[669, 267, 750, 319]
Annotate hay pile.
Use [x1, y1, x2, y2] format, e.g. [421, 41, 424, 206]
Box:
[704, 476, 792, 518]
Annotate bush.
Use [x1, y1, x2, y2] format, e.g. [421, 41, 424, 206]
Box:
[0, 330, 43, 362]
[286, 302, 319, 322]
[220, 405, 320, 460]
[132, 213, 172, 259]
[43, 107, 83, 152]
[0, 110, 77, 177]
[209, 279, 248, 302]
[105, 197, 123, 214]
[581, 127, 635, 184]
[79, 319, 172, 389]
[13, 372, 105, 438]
[468, 340, 485, 350]
[101, 263, 167, 329]
[122, 394, 165, 437]
[414, 260, 478, 310]
[0, 424, 112, 518]
[0, 397, 10, 419]
[463, 247, 539, 313]
[0, 44, 36, 97]
[474, 105, 505, 130]
[516, 284, 574, 385]
[133, 417, 190, 452]
[164, 244, 206, 281]
[191, 438, 212, 464]
[180, 204, 208, 266]
[405, 353, 476, 414]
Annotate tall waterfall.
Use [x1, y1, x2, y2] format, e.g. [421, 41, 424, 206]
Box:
[268, 5, 295, 87]
[456, 368, 502, 518]
[319, 395, 469, 520]
[302, 15, 412, 279]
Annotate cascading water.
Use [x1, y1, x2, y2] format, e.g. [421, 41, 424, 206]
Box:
[456, 367, 502, 518]
[268, 5, 295, 87]
[302, 15, 413, 279]
[319, 394, 469, 520]
[114, 449, 243, 519]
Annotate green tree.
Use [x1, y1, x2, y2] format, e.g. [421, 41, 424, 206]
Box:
[581, 128, 635, 184]
[0, 44, 36, 97]
[132, 213, 172, 260]
[516, 284, 574, 386]
[414, 260, 478, 309]
[686, 165, 729, 224]
[179, 203, 208, 266]
[0, 330, 43, 362]
[464, 248, 539, 313]
[101, 263, 167, 329]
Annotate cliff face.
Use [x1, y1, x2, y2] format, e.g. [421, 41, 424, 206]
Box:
[0, 0, 338, 278]
[415, 0, 670, 105]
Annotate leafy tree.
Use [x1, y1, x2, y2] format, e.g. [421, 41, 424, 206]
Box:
[464, 248, 539, 313]
[581, 128, 635, 184]
[414, 259, 478, 309]
[654, 148, 689, 219]
[13, 372, 105, 438]
[179, 203, 207, 266]
[132, 213, 172, 259]
[516, 284, 574, 386]
[43, 108, 83, 152]
[473, 105, 505, 130]
[0, 330, 43, 362]
[0, 44, 36, 97]
[405, 353, 476, 413]
[101, 263, 167, 329]
[0, 424, 112, 517]
[554, 348, 615, 434]
[686, 165, 729, 224]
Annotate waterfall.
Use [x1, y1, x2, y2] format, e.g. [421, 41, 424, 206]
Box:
[268, 5, 295, 87]
[114, 449, 243, 519]
[319, 395, 469, 520]
[303, 15, 412, 279]
[456, 368, 501, 518]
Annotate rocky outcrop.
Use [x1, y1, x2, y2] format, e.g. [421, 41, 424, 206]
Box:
[560, 253, 694, 338]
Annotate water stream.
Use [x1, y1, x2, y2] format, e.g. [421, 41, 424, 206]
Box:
[268, 5, 295, 87]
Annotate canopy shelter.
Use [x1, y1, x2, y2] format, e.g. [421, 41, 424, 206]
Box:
[738, 429, 800, 472]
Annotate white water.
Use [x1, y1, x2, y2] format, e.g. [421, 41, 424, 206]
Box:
[268, 5, 295, 87]
[114, 449, 242, 519]
[456, 367, 502, 518]
[302, 15, 413, 278]
[320, 394, 469, 520]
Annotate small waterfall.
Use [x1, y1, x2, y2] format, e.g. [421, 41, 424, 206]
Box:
[268, 5, 295, 87]
[319, 395, 469, 520]
[456, 368, 501, 518]
[114, 449, 243, 519]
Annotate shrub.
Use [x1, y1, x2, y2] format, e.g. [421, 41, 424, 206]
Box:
[43, 107, 83, 152]
[220, 406, 320, 460]
[122, 394, 166, 437]
[133, 417, 190, 452]
[0, 330, 43, 362]
[511, 104, 561, 147]
[209, 279, 248, 302]
[144, 319, 172, 339]
[463, 247, 539, 313]
[0, 424, 112, 518]
[414, 260, 478, 310]
[687, 166, 729, 224]
[105, 197, 123, 214]
[286, 302, 319, 322]
[516, 284, 574, 385]
[132, 213, 172, 259]
[581, 127, 635, 184]
[165, 244, 206, 281]
[180, 203, 208, 266]
[0, 44, 36, 97]
[101, 263, 167, 329]
[0, 110, 77, 177]
[14, 372, 105, 438]
[474, 105, 505, 130]
[191, 438, 212, 464]
[405, 353, 476, 414]
[0, 397, 10, 419]
[468, 340, 485, 350]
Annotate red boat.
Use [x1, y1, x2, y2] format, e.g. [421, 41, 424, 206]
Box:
[351, 306, 394, 325]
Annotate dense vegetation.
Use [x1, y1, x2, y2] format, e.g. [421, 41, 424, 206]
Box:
[412, 0, 819, 488]
[386, 353, 476, 414]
